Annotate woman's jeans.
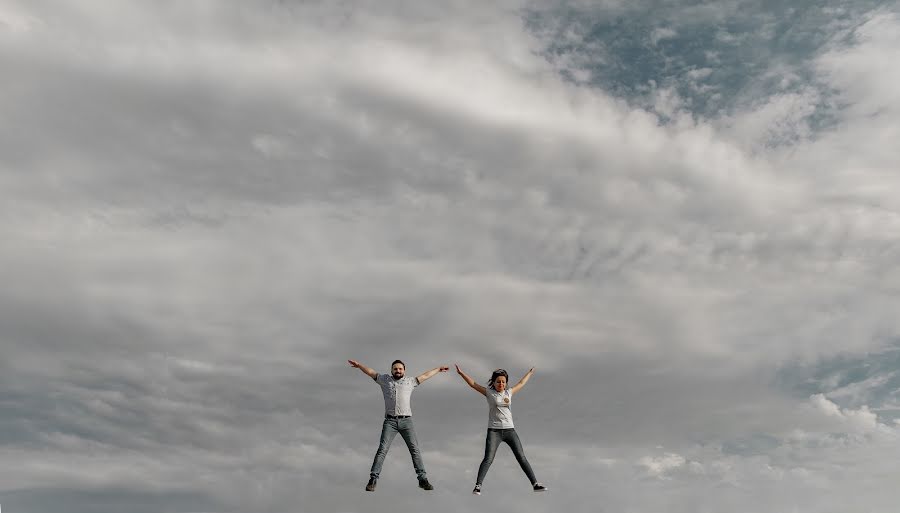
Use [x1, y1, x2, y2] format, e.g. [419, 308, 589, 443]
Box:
[370, 416, 427, 480]
[476, 428, 537, 485]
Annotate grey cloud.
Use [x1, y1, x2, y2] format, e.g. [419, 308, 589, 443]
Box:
[2, 1, 900, 512]
[0, 487, 221, 513]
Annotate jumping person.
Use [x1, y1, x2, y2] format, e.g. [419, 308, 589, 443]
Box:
[455, 364, 547, 495]
[348, 359, 448, 492]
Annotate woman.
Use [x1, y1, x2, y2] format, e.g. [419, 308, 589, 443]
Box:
[455, 364, 548, 495]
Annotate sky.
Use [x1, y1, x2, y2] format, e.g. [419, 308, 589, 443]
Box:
[1, 0, 900, 512]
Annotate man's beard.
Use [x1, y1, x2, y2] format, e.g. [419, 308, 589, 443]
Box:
[392, 372, 403, 379]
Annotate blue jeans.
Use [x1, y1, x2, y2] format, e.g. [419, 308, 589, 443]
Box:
[370, 416, 427, 480]
[476, 428, 537, 485]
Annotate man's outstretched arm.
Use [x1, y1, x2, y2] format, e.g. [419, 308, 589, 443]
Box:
[416, 365, 449, 384]
[348, 360, 378, 380]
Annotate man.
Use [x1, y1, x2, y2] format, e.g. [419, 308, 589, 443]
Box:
[348, 359, 449, 492]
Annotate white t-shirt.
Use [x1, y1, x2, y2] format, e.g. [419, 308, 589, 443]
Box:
[486, 388, 514, 429]
[375, 373, 419, 416]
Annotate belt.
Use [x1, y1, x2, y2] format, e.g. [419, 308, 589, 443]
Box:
[385, 414, 411, 419]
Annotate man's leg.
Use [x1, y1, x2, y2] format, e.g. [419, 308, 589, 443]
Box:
[370, 418, 399, 479]
[397, 418, 427, 482]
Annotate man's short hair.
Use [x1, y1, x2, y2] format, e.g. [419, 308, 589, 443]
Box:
[391, 359, 406, 370]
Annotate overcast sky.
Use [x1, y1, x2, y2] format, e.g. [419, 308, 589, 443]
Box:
[2, 1, 900, 512]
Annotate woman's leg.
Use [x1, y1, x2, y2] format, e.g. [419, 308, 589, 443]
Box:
[475, 429, 501, 485]
[503, 429, 538, 485]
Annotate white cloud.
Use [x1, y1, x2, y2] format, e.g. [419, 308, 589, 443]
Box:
[638, 452, 686, 478]
[810, 393, 887, 435]
[650, 26, 677, 46]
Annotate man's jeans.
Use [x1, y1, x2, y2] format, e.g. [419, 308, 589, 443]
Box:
[476, 428, 537, 485]
[370, 416, 427, 480]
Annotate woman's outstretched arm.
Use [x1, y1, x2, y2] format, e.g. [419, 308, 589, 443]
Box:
[456, 364, 487, 396]
[509, 367, 534, 396]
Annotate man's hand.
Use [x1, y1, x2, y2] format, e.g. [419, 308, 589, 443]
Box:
[348, 360, 378, 379]
[416, 365, 450, 384]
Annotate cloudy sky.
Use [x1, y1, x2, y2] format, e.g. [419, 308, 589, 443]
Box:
[1, 0, 899, 512]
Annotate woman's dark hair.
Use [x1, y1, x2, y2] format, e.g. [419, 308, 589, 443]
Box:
[391, 359, 405, 370]
[487, 368, 509, 390]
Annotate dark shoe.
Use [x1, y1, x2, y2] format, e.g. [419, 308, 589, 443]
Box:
[533, 483, 548, 492]
[472, 484, 482, 495]
[365, 477, 377, 492]
[418, 478, 434, 491]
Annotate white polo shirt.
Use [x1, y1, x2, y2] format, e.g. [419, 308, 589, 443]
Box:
[486, 388, 514, 429]
[374, 373, 419, 416]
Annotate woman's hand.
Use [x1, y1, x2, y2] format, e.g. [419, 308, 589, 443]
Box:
[456, 364, 487, 396]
